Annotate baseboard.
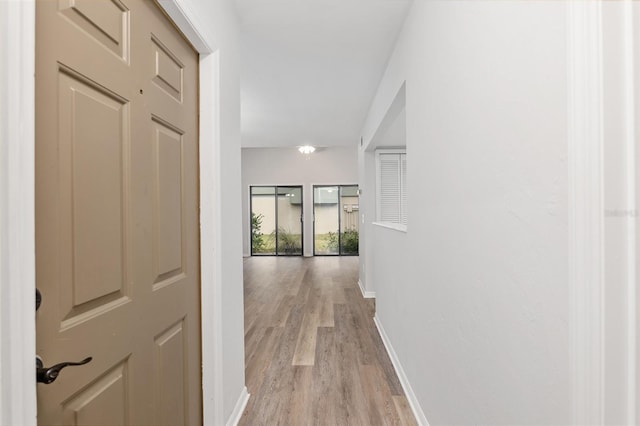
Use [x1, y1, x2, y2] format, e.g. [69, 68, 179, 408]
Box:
[358, 279, 376, 299]
[226, 386, 250, 426]
[374, 315, 429, 426]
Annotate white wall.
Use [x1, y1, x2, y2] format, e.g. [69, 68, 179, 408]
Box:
[242, 147, 358, 256]
[360, 1, 570, 424]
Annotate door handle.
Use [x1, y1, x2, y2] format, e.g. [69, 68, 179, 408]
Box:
[36, 288, 42, 311]
[36, 356, 92, 384]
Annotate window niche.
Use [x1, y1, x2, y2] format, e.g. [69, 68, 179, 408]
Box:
[366, 82, 407, 231]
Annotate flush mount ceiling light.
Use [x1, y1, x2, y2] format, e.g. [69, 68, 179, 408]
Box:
[298, 145, 316, 155]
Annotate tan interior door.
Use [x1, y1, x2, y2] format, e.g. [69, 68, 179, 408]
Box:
[35, 1, 201, 424]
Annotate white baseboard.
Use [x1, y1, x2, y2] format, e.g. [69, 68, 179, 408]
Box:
[226, 386, 250, 426]
[374, 316, 429, 426]
[358, 279, 376, 299]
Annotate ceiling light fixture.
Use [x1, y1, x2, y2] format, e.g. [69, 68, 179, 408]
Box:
[298, 145, 316, 155]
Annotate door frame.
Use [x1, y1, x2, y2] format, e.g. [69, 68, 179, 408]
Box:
[312, 184, 360, 256]
[312, 185, 341, 256]
[0, 1, 232, 424]
[568, 1, 638, 424]
[249, 185, 304, 256]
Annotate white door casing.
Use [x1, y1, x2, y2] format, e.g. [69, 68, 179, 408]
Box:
[601, 2, 637, 423]
[0, 1, 37, 425]
[568, 1, 638, 424]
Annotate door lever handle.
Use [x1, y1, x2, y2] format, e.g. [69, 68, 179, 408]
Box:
[36, 288, 42, 311]
[36, 356, 92, 384]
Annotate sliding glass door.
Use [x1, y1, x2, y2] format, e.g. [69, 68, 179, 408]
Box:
[313, 186, 339, 255]
[276, 186, 303, 255]
[339, 185, 359, 255]
[250, 186, 303, 256]
[313, 185, 359, 256]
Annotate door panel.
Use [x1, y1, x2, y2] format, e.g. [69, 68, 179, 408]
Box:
[313, 186, 339, 255]
[58, 0, 129, 60]
[57, 67, 131, 325]
[276, 186, 303, 255]
[250, 186, 303, 256]
[36, 1, 201, 424]
[313, 185, 359, 256]
[152, 118, 185, 285]
[250, 186, 277, 255]
[61, 69, 129, 307]
[154, 320, 188, 426]
[151, 36, 184, 101]
[62, 360, 130, 426]
[339, 185, 359, 255]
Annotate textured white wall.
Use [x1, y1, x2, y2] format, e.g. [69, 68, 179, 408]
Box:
[242, 147, 358, 256]
[360, 1, 570, 423]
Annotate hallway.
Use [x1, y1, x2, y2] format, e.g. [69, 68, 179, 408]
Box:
[239, 256, 417, 425]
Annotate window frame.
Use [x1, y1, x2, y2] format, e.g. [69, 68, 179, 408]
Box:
[375, 148, 407, 231]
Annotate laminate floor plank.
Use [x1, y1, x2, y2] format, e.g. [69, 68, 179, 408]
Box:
[359, 364, 402, 426]
[244, 304, 305, 426]
[317, 293, 334, 327]
[244, 324, 269, 371]
[312, 327, 338, 426]
[392, 396, 418, 426]
[240, 257, 417, 426]
[287, 366, 314, 425]
[270, 295, 296, 327]
[245, 327, 285, 392]
[334, 304, 369, 425]
[344, 288, 404, 396]
[342, 289, 376, 366]
[292, 311, 318, 366]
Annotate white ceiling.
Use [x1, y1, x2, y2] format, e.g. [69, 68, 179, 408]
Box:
[236, 0, 411, 148]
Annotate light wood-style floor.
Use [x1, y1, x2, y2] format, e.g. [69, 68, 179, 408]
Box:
[239, 256, 417, 426]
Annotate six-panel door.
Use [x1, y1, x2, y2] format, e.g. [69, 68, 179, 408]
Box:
[35, 1, 201, 424]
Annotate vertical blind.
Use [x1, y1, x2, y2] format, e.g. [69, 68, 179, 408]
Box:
[377, 151, 407, 226]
